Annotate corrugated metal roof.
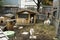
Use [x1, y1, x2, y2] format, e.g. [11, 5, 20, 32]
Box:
[0, 28, 9, 40]
[4, 14, 14, 18]
[3, 0, 18, 5]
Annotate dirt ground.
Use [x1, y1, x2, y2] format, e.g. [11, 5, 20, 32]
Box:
[9, 23, 56, 40]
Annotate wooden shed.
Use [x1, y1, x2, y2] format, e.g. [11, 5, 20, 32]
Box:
[16, 10, 37, 25]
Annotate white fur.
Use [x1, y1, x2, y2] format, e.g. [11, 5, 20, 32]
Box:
[44, 19, 51, 25]
[30, 28, 34, 36]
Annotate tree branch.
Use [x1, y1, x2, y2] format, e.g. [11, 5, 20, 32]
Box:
[33, 0, 37, 5]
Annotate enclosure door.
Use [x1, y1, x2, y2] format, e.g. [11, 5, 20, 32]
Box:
[30, 14, 34, 23]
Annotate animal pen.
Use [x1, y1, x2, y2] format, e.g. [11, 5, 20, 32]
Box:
[16, 10, 37, 25]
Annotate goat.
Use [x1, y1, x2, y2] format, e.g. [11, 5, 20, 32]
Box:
[44, 19, 51, 25]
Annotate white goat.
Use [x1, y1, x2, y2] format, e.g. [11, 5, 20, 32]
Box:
[29, 28, 34, 36]
[44, 19, 51, 25]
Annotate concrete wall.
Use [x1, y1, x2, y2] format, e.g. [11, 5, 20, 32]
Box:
[53, 0, 60, 37]
[53, 0, 59, 7]
[53, 19, 59, 35]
